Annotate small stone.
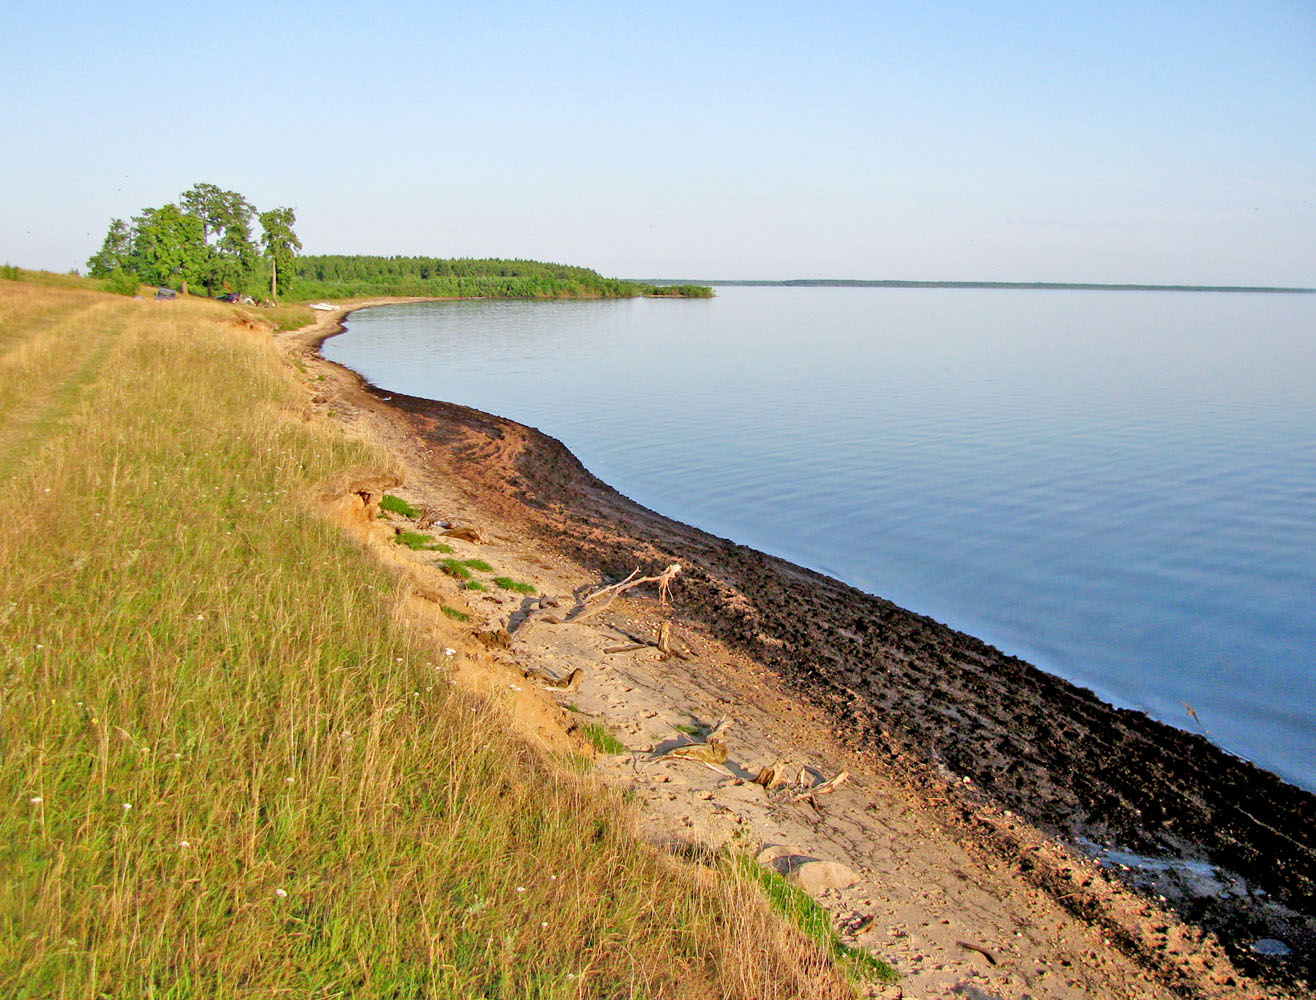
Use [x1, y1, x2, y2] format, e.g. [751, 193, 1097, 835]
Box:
[1250, 938, 1291, 957]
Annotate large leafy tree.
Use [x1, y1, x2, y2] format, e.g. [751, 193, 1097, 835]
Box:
[86, 219, 133, 277]
[180, 183, 257, 295]
[88, 184, 298, 299]
[130, 204, 207, 295]
[258, 207, 301, 300]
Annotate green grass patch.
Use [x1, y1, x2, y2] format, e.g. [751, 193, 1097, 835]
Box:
[463, 580, 487, 592]
[460, 558, 494, 572]
[440, 559, 472, 581]
[380, 494, 421, 518]
[581, 723, 627, 755]
[493, 576, 537, 595]
[734, 856, 900, 984]
[440, 605, 469, 622]
[393, 530, 451, 553]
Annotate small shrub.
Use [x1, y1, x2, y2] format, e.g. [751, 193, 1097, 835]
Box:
[440, 605, 469, 622]
[493, 577, 536, 595]
[0, 263, 20, 281]
[380, 494, 420, 518]
[581, 723, 626, 755]
[461, 559, 494, 572]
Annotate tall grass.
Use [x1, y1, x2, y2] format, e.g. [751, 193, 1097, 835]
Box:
[0, 283, 853, 998]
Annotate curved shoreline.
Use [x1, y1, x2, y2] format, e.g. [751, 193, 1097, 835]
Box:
[292, 300, 1316, 985]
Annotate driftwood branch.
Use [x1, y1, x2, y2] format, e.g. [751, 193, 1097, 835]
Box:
[571, 564, 682, 624]
[791, 770, 849, 804]
[603, 619, 690, 660]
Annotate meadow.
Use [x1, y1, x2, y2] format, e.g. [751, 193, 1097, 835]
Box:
[0, 275, 848, 998]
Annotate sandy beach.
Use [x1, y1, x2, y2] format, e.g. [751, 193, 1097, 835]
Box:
[281, 302, 1314, 999]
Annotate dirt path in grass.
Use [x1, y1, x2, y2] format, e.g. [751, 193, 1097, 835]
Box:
[278, 303, 1308, 1000]
[0, 299, 123, 478]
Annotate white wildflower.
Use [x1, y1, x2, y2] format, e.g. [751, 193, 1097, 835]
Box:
[274, 888, 288, 898]
[29, 796, 42, 805]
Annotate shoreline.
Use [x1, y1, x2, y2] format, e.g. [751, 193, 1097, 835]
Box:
[286, 301, 1315, 994]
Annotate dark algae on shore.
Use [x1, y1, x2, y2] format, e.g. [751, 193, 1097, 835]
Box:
[369, 384, 1316, 991]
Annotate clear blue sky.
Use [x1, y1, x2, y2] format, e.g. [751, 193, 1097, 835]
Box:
[3, 1, 1313, 283]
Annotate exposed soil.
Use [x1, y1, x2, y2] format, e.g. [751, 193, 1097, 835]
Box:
[282, 303, 1315, 998]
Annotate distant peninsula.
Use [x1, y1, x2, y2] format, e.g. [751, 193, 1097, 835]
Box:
[295, 256, 713, 300]
[649, 278, 1314, 294]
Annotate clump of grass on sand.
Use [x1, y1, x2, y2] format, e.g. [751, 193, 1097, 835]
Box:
[735, 857, 899, 984]
[380, 493, 420, 518]
[395, 530, 451, 552]
[494, 576, 537, 594]
[0, 279, 856, 998]
[581, 723, 628, 755]
[439, 557, 473, 580]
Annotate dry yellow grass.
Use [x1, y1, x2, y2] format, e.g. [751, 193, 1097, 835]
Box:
[0, 277, 853, 999]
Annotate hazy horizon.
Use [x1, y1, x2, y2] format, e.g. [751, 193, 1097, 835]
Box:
[3, 1, 1313, 286]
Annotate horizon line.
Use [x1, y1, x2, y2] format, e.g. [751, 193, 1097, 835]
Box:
[637, 278, 1315, 294]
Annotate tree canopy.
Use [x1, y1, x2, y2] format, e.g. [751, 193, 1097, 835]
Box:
[88, 184, 300, 299]
[292, 256, 713, 299]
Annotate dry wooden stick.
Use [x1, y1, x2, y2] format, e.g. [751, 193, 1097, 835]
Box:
[602, 620, 690, 660]
[791, 770, 849, 803]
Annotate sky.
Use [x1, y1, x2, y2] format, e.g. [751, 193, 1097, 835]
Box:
[2, 1, 1313, 284]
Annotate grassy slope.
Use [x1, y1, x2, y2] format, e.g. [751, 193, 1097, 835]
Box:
[0, 278, 850, 999]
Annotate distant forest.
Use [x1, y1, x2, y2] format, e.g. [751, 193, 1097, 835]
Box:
[295, 256, 713, 299]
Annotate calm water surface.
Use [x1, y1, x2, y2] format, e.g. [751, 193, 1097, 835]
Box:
[326, 288, 1316, 791]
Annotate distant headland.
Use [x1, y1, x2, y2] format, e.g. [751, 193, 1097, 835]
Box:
[645, 278, 1314, 293]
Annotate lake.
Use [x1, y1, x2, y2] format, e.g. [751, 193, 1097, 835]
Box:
[324, 287, 1316, 791]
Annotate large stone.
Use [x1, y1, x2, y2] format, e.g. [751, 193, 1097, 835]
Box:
[787, 859, 860, 895]
[756, 846, 859, 895]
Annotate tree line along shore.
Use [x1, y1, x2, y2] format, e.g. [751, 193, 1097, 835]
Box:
[77, 181, 712, 303]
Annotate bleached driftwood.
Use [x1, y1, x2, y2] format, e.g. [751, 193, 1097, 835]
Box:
[572, 564, 681, 624]
[603, 619, 690, 660]
[643, 717, 732, 775]
[754, 760, 791, 788]
[791, 770, 849, 803]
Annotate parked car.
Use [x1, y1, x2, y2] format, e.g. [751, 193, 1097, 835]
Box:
[154, 287, 176, 300]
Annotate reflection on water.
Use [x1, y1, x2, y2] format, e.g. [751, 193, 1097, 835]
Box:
[325, 287, 1316, 791]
